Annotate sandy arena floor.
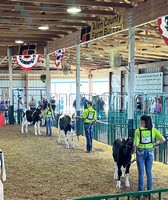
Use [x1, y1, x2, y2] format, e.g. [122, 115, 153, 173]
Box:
[0, 124, 167, 200]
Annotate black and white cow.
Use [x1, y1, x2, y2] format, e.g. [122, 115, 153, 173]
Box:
[112, 138, 134, 189]
[0, 150, 6, 200]
[21, 108, 42, 135]
[57, 114, 75, 149]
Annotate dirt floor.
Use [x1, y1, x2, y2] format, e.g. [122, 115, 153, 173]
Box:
[0, 124, 168, 200]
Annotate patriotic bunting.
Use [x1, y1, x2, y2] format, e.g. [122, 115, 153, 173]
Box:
[158, 15, 168, 45]
[14, 54, 41, 71]
[54, 48, 66, 67]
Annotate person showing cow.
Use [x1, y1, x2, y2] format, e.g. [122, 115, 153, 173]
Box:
[134, 115, 165, 196]
[113, 137, 134, 189]
[40, 96, 48, 127]
[82, 101, 97, 153]
[45, 103, 55, 137]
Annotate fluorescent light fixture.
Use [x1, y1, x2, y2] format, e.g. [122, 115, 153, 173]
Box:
[15, 40, 24, 44]
[67, 7, 81, 14]
[38, 25, 49, 30]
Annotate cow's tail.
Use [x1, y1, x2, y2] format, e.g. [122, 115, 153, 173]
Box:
[112, 139, 119, 162]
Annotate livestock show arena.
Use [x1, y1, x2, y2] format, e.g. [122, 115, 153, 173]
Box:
[1, 0, 168, 199]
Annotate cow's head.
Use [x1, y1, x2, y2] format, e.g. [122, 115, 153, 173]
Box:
[33, 108, 42, 120]
[122, 137, 134, 148]
[126, 137, 134, 153]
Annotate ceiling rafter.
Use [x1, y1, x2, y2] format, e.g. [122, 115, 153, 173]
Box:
[0, 18, 88, 27]
[0, 24, 78, 32]
[0, 4, 116, 16]
[9, 0, 133, 8]
[0, 11, 101, 22]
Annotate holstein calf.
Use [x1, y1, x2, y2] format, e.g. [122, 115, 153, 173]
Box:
[21, 108, 42, 135]
[0, 150, 6, 200]
[58, 114, 75, 149]
[113, 138, 134, 189]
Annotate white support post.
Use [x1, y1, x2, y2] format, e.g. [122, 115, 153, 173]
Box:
[75, 34, 81, 136]
[7, 47, 14, 124]
[88, 71, 93, 97]
[76, 36, 81, 113]
[7, 47, 13, 106]
[44, 45, 51, 101]
[127, 12, 135, 137]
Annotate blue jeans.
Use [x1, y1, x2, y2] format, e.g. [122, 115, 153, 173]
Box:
[46, 117, 52, 136]
[84, 123, 93, 152]
[136, 148, 154, 191]
[18, 109, 23, 125]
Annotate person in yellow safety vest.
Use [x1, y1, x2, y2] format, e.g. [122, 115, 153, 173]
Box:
[45, 103, 55, 136]
[83, 101, 97, 153]
[134, 115, 165, 196]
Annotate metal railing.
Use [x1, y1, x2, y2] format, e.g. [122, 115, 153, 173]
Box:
[69, 188, 168, 200]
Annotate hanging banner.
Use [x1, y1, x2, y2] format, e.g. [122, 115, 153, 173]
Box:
[54, 48, 66, 67]
[81, 12, 123, 42]
[14, 54, 41, 70]
[158, 15, 168, 45]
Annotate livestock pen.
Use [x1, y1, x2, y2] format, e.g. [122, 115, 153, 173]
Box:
[0, 125, 168, 200]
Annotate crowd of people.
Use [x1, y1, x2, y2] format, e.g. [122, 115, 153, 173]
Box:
[73, 95, 106, 119]
[0, 98, 10, 123]
[136, 96, 163, 114]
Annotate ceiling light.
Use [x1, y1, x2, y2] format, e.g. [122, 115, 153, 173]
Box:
[15, 40, 24, 44]
[38, 25, 49, 30]
[67, 7, 81, 14]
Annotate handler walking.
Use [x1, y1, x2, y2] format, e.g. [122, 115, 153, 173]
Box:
[45, 103, 55, 136]
[134, 115, 165, 195]
[82, 101, 97, 153]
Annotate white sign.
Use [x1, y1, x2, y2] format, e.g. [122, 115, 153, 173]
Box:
[135, 72, 163, 93]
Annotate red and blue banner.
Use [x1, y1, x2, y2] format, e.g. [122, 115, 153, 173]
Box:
[158, 15, 168, 45]
[14, 54, 41, 70]
[54, 48, 66, 67]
